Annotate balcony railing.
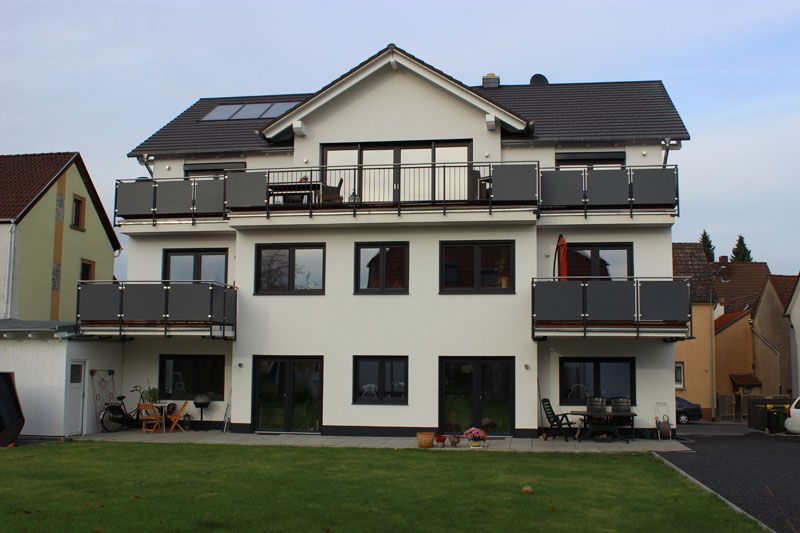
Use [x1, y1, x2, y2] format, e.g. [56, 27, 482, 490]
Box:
[531, 276, 691, 339]
[76, 281, 236, 339]
[113, 163, 679, 224]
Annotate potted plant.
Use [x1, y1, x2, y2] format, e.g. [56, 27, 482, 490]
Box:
[416, 431, 435, 448]
[463, 427, 487, 448]
[144, 387, 159, 403]
[434, 434, 447, 448]
[448, 433, 461, 448]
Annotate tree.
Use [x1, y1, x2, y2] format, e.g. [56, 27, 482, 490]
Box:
[731, 234, 753, 262]
[699, 230, 715, 262]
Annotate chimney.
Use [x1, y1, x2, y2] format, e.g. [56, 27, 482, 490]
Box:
[482, 73, 500, 88]
[719, 256, 728, 265]
[717, 256, 729, 282]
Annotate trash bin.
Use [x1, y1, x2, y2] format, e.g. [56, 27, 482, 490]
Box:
[767, 409, 787, 434]
[748, 404, 767, 431]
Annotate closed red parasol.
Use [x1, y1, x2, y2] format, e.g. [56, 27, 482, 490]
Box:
[554, 234, 568, 281]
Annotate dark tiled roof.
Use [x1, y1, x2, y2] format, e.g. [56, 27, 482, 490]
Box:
[128, 94, 311, 157]
[672, 243, 714, 303]
[712, 260, 771, 312]
[472, 81, 689, 142]
[714, 310, 750, 333]
[730, 373, 762, 386]
[129, 44, 689, 157]
[0, 152, 77, 219]
[770, 275, 799, 311]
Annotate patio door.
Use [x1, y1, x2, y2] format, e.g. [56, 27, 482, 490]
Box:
[253, 357, 322, 433]
[439, 358, 514, 436]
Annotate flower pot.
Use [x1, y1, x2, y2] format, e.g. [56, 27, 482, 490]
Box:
[416, 432, 435, 448]
[470, 439, 482, 448]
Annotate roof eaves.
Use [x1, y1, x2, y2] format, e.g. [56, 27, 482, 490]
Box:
[14, 152, 78, 222]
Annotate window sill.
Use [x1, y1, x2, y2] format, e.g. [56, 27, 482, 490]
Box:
[254, 290, 325, 296]
[439, 290, 516, 295]
[352, 400, 408, 406]
[70, 224, 86, 232]
[354, 290, 409, 295]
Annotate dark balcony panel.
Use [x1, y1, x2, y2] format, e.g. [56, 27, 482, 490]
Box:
[631, 168, 677, 207]
[586, 280, 636, 321]
[195, 179, 225, 215]
[122, 284, 165, 321]
[226, 171, 266, 210]
[78, 284, 120, 321]
[168, 283, 212, 322]
[639, 280, 690, 322]
[224, 289, 237, 325]
[211, 285, 226, 322]
[586, 169, 629, 206]
[116, 181, 154, 217]
[539, 170, 583, 207]
[155, 181, 193, 216]
[534, 281, 583, 321]
[490, 164, 537, 202]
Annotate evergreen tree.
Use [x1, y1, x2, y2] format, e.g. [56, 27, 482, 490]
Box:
[699, 230, 715, 262]
[731, 235, 753, 262]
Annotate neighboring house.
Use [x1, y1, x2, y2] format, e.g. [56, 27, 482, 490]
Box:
[673, 243, 715, 419]
[786, 275, 800, 396]
[69, 44, 691, 436]
[711, 256, 770, 314]
[0, 153, 121, 320]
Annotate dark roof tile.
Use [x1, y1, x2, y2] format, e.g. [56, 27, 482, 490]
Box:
[770, 274, 799, 312]
[712, 260, 771, 312]
[672, 243, 715, 303]
[0, 152, 77, 219]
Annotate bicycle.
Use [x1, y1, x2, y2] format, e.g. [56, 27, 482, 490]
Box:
[99, 385, 147, 432]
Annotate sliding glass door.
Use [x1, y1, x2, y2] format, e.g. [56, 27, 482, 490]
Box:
[440, 358, 513, 435]
[254, 357, 322, 432]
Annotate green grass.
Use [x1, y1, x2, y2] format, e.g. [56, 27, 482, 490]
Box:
[0, 442, 758, 532]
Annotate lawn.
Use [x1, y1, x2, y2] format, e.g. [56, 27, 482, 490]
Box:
[0, 442, 759, 532]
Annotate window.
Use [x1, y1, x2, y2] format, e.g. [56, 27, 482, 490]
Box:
[555, 151, 626, 168]
[559, 358, 635, 405]
[440, 241, 514, 293]
[353, 357, 408, 404]
[80, 259, 95, 281]
[255, 244, 325, 294]
[71, 195, 86, 230]
[159, 355, 225, 401]
[566, 243, 632, 279]
[355, 242, 409, 293]
[675, 362, 685, 389]
[163, 249, 227, 283]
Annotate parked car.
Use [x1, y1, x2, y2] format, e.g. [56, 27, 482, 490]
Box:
[676, 397, 703, 424]
[785, 397, 800, 435]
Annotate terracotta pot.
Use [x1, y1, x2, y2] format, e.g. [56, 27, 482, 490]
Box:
[416, 432, 435, 448]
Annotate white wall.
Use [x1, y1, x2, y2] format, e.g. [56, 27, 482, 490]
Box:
[537, 338, 676, 429]
[788, 294, 800, 396]
[230, 223, 538, 431]
[126, 233, 236, 281]
[0, 338, 66, 436]
[66, 340, 124, 434]
[0, 224, 11, 318]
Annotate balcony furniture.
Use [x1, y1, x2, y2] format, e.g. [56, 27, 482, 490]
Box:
[610, 397, 635, 441]
[541, 398, 573, 442]
[166, 401, 190, 433]
[490, 164, 538, 202]
[321, 178, 344, 203]
[194, 395, 211, 431]
[138, 403, 162, 433]
[268, 181, 322, 204]
[569, 398, 637, 443]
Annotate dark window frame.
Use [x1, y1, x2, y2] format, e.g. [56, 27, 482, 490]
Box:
[354, 242, 410, 294]
[162, 248, 228, 283]
[352, 356, 409, 405]
[555, 151, 626, 168]
[158, 354, 226, 402]
[566, 242, 634, 278]
[558, 357, 636, 406]
[80, 259, 96, 281]
[675, 362, 685, 389]
[439, 240, 515, 294]
[71, 194, 86, 230]
[254, 243, 326, 295]
[322, 140, 473, 168]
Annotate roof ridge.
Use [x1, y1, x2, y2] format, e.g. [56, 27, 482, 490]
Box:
[471, 80, 666, 88]
[197, 92, 314, 101]
[0, 151, 78, 158]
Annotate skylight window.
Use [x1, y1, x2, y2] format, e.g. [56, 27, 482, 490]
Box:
[261, 101, 299, 118]
[231, 103, 273, 119]
[201, 104, 243, 121]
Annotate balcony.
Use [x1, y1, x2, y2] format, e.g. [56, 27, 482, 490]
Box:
[113, 163, 679, 224]
[531, 277, 691, 339]
[76, 281, 236, 339]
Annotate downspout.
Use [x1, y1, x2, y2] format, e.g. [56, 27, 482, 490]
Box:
[4, 221, 16, 318]
[662, 138, 671, 166]
[751, 324, 784, 395]
[137, 155, 154, 179]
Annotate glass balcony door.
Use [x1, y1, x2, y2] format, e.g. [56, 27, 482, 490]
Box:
[440, 358, 513, 436]
[254, 357, 322, 433]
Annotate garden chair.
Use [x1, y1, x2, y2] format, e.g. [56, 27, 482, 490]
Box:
[138, 403, 162, 433]
[166, 400, 190, 432]
[541, 398, 573, 442]
[610, 397, 634, 441]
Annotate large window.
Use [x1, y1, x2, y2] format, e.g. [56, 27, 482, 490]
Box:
[559, 358, 635, 405]
[159, 355, 225, 401]
[255, 244, 325, 294]
[163, 249, 227, 283]
[566, 243, 632, 279]
[353, 357, 408, 404]
[355, 242, 409, 293]
[440, 241, 514, 293]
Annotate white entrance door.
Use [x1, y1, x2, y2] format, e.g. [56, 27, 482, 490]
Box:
[65, 361, 86, 436]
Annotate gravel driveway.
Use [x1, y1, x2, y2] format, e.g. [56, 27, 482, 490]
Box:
[659, 432, 800, 532]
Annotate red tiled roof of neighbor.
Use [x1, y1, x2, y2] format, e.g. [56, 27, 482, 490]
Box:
[712, 259, 771, 312]
[730, 373, 762, 386]
[770, 274, 799, 312]
[0, 152, 77, 220]
[714, 309, 750, 334]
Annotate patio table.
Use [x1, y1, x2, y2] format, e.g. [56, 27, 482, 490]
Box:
[568, 410, 637, 443]
[268, 182, 322, 204]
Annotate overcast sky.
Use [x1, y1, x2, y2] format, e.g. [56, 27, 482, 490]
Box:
[1, 0, 798, 274]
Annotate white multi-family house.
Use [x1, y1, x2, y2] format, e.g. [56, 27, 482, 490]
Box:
[77, 44, 691, 436]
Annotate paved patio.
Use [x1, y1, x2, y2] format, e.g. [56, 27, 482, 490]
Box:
[78, 431, 689, 452]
